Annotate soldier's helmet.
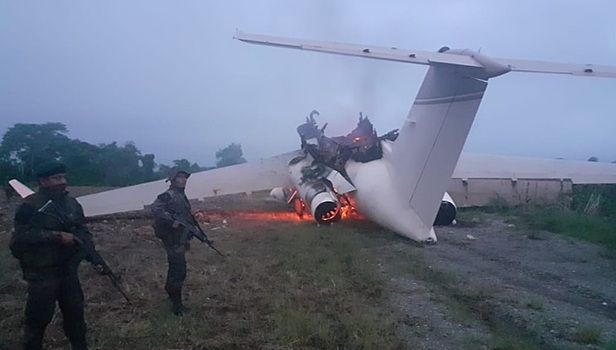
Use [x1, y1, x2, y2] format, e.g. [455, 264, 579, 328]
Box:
[166, 167, 191, 182]
[35, 161, 66, 178]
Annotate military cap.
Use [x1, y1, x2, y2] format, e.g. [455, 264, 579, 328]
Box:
[166, 167, 191, 182]
[35, 161, 66, 178]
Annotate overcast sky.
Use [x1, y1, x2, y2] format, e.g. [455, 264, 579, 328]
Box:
[1, 1, 615, 167]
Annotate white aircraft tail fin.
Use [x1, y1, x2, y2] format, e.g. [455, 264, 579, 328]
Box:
[391, 64, 489, 231]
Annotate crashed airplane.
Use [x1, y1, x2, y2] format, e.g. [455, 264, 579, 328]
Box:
[9, 32, 616, 243]
[268, 110, 458, 227]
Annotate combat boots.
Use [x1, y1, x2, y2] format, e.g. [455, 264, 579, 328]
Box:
[69, 338, 89, 350]
[169, 293, 189, 316]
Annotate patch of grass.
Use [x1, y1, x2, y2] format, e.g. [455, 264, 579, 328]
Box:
[456, 207, 520, 228]
[572, 184, 616, 217]
[1, 211, 406, 349]
[509, 206, 616, 254]
[572, 324, 602, 345]
[602, 338, 616, 350]
[454, 207, 482, 223]
[267, 224, 401, 349]
[274, 307, 335, 347]
[466, 184, 616, 254]
[526, 230, 548, 241]
[483, 196, 514, 214]
[468, 196, 616, 254]
[486, 322, 545, 350]
[524, 298, 544, 311]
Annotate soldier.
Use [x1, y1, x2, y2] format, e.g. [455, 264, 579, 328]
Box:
[10, 161, 109, 350]
[151, 168, 193, 315]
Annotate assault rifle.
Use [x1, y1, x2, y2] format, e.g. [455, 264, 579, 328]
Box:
[37, 200, 131, 302]
[174, 215, 225, 258]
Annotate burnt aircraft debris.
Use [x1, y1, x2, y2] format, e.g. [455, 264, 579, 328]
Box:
[296, 110, 399, 183]
[282, 110, 401, 224]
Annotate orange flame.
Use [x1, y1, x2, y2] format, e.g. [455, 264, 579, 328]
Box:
[231, 211, 310, 222]
[195, 195, 365, 225]
[340, 196, 364, 219]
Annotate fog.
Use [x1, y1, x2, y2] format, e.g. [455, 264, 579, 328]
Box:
[1, 1, 615, 167]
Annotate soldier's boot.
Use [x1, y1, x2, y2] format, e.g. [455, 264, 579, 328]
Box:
[171, 298, 190, 316]
[69, 337, 88, 350]
[22, 325, 44, 350]
[23, 338, 43, 350]
[169, 293, 189, 316]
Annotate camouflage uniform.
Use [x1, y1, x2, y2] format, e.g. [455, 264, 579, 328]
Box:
[151, 186, 192, 312]
[10, 187, 104, 350]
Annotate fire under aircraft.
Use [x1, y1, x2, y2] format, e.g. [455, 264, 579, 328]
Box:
[9, 32, 616, 243]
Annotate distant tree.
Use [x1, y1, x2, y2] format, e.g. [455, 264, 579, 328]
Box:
[215, 143, 247, 168]
[61, 139, 106, 185]
[95, 142, 147, 186]
[588, 156, 599, 162]
[62, 140, 153, 186]
[156, 159, 211, 180]
[0, 122, 196, 186]
[0, 122, 71, 181]
[141, 154, 156, 181]
[172, 158, 192, 171]
[0, 159, 20, 189]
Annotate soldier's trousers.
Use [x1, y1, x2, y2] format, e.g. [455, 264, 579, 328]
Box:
[22, 274, 87, 350]
[164, 245, 187, 299]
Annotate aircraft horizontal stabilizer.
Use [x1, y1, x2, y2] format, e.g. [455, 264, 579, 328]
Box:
[498, 58, 616, 78]
[234, 31, 481, 68]
[235, 31, 616, 78]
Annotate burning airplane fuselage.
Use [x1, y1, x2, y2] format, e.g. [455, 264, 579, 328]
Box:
[271, 114, 457, 238]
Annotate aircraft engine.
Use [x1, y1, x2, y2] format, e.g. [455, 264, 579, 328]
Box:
[433, 192, 457, 226]
[288, 156, 342, 224]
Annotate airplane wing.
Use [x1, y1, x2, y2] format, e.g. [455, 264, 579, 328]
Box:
[10, 150, 616, 221]
[8, 179, 35, 198]
[76, 150, 302, 217]
[453, 153, 616, 184]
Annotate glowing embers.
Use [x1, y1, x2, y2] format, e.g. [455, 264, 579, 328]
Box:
[229, 211, 309, 222]
[339, 195, 363, 219]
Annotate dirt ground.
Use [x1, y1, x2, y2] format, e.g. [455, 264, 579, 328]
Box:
[1, 192, 615, 349]
[385, 218, 616, 349]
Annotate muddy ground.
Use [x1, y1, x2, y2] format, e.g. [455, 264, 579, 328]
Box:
[0, 192, 615, 349]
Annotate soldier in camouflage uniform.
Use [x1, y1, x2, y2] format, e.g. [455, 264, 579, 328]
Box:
[151, 168, 193, 315]
[10, 161, 109, 350]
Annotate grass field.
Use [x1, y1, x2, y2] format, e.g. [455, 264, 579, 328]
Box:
[2, 191, 616, 349]
[0, 210, 410, 350]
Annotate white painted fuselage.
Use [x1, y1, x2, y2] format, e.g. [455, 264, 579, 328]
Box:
[344, 144, 438, 242]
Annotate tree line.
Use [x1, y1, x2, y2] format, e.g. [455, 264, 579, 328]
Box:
[0, 123, 246, 187]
